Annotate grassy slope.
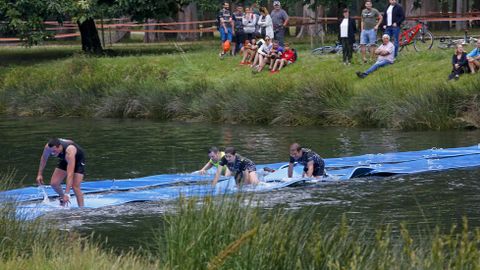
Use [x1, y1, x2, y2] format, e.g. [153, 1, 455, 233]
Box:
[0, 43, 479, 129]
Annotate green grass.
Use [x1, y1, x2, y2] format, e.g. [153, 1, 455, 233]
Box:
[0, 42, 479, 130]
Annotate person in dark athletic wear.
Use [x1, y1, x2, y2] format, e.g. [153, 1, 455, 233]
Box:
[36, 138, 85, 207]
[212, 147, 259, 186]
[288, 143, 325, 178]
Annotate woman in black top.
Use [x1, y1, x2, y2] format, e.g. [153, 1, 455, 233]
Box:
[449, 44, 469, 80]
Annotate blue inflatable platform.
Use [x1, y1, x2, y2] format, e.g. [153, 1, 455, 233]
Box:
[2, 144, 480, 220]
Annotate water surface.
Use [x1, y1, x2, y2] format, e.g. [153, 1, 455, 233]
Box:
[1, 117, 479, 250]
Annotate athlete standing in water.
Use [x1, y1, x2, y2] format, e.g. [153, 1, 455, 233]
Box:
[288, 143, 325, 178]
[36, 138, 85, 207]
[212, 147, 259, 186]
[198, 146, 231, 176]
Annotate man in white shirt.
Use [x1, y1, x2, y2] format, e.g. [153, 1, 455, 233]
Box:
[356, 34, 394, 78]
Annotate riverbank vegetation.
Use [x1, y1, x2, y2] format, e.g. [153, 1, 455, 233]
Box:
[0, 43, 479, 130]
[3, 170, 480, 269]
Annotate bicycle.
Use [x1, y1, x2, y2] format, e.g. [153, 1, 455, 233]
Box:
[438, 30, 479, 49]
[398, 20, 434, 52]
[311, 41, 361, 55]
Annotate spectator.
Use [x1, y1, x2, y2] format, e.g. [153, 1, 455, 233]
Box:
[360, 0, 383, 63]
[232, 5, 245, 55]
[240, 38, 257, 65]
[271, 43, 296, 73]
[449, 44, 469, 80]
[338, 8, 356, 65]
[253, 35, 273, 73]
[250, 35, 265, 68]
[218, 2, 234, 58]
[243, 7, 257, 41]
[382, 0, 404, 58]
[270, 1, 289, 47]
[257, 7, 273, 39]
[467, 39, 480, 74]
[356, 34, 394, 78]
[268, 40, 285, 70]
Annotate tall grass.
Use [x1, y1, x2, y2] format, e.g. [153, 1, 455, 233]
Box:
[1, 45, 480, 129]
[153, 195, 480, 270]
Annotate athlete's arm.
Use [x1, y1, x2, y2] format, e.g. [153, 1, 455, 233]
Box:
[199, 162, 213, 174]
[36, 144, 51, 185]
[64, 145, 77, 203]
[305, 161, 314, 178]
[287, 162, 294, 178]
[212, 166, 222, 186]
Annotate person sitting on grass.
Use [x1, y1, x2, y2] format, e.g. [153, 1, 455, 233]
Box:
[212, 147, 259, 186]
[249, 36, 265, 68]
[270, 43, 296, 73]
[356, 34, 394, 79]
[240, 38, 257, 65]
[467, 39, 480, 74]
[449, 44, 469, 80]
[198, 146, 231, 176]
[253, 35, 272, 73]
[267, 40, 284, 70]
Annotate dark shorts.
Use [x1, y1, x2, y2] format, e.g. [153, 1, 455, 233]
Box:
[303, 164, 325, 177]
[57, 157, 86, 174]
[233, 163, 256, 185]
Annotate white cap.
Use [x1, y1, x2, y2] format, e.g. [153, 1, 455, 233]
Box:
[273, 1, 281, 6]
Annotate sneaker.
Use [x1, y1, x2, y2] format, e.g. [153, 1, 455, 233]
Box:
[448, 73, 455, 80]
[239, 61, 246, 65]
[454, 74, 460, 80]
[356, 71, 367, 79]
[59, 198, 65, 206]
[219, 53, 225, 59]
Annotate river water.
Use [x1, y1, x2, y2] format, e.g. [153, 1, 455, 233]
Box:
[1, 117, 480, 251]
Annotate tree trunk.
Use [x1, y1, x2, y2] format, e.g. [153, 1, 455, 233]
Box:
[144, 19, 166, 43]
[178, 3, 198, 41]
[77, 18, 103, 54]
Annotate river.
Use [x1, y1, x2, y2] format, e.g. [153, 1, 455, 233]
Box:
[1, 117, 479, 251]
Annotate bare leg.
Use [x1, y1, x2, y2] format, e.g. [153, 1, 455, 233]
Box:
[50, 168, 67, 197]
[361, 45, 366, 61]
[245, 170, 259, 185]
[369, 45, 376, 61]
[272, 59, 280, 71]
[278, 59, 287, 71]
[72, 173, 84, 207]
[251, 52, 259, 67]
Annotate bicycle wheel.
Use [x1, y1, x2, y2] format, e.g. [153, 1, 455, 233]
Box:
[437, 38, 453, 49]
[312, 46, 334, 55]
[413, 30, 434, 52]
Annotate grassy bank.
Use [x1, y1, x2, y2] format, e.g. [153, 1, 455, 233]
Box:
[3, 169, 480, 269]
[0, 44, 479, 129]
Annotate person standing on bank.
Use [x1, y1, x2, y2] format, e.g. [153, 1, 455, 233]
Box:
[36, 138, 85, 207]
[270, 1, 289, 47]
[360, 0, 383, 63]
[339, 8, 357, 65]
[382, 0, 404, 58]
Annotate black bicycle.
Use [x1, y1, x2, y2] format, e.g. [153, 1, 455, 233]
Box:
[311, 41, 361, 55]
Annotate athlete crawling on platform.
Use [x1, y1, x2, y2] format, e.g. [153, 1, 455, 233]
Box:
[288, 143, 325, 178]
[212, 147, 259, 186]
